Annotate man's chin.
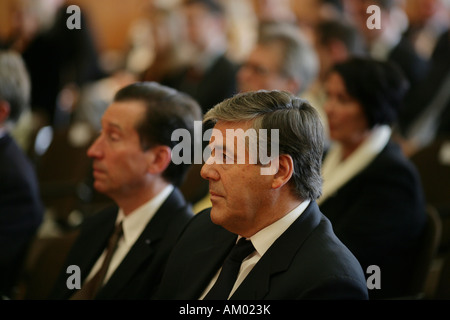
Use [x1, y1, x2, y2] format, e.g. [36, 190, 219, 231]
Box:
[209, 206, 223, 226]
[93, 182, 110, 197]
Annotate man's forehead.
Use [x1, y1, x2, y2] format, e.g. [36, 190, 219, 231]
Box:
[102, 101, 145, 128]
[211, 121, 254, 139]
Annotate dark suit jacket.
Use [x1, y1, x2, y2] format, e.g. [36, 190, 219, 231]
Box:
[397, 29, 450, 138]
[154, 201, 369, 300]
[48, 187, 193, 300]
[0, 134, 44, 298]
[319, 141, 427, 299]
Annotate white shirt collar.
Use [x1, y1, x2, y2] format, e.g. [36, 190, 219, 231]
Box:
[318, 125, 391, 205]
[246, 199, 311, 257]
[115, 185, 174, 246]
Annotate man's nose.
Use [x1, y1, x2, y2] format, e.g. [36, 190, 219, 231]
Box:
[200, 160, 219, 181]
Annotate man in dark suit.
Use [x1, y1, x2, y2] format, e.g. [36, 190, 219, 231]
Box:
[49, 82, 202, 299]
[154, 90, 369, 300]
[0, 50, 44, 299]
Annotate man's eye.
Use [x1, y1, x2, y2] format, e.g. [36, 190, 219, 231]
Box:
[222, 152, 234, 163]
[109, 133, 120, 141]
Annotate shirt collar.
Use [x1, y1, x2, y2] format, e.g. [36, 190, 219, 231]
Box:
[318, 125, 391, 205]
[116, 185, 174, 246]
[245, 199, 311, 257]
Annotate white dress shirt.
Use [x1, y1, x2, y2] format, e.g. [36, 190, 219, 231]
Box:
[199, 199, 311, 300]
[85, 185, 174, 284]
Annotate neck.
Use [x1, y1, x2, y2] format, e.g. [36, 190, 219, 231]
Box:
[340, 131, 371, 161]
[242, 192, 303, 238]
[112, 179, 170, 216]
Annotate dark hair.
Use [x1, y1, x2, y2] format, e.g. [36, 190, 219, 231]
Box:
[331, 57, 409, 128]
[114, 82, 202, 186]
[183, 0, 224, 16]
[204, 90, 324, 200]
[316, 19, 366, 56]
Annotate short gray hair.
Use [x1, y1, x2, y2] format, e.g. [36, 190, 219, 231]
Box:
[259, 24, 318, 94]
[204, 90, 324, 200]
[0, 50, 31, 123]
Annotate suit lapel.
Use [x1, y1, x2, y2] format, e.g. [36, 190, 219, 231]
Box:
[231, 201, 322, 299]
[77, 211, 117, 284]
[179, 227, 237, 299]
[97, 188, 188, 298]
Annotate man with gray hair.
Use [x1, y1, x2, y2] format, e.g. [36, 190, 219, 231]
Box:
[154, 90, 368, 300]
[237, 23, 318, 96]
[0, 50, 44, 299]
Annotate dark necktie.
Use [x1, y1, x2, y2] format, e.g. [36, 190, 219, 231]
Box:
[203, 238, 255, 300]
[70, 221, 123, 300]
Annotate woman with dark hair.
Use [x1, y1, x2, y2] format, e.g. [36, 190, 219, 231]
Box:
[318, 57, 427, 300]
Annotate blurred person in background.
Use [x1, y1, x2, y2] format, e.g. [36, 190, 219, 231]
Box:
[161, 0, 238, 115]
[16, 0, 105, 128]
[395, 26, 450, 156]
[318, 56, 427, 299]
[0, 50, 44, 299]
[306, 18, 367, 144]
[402, 0, 449, 61]
[342, 0, 429, 91]
[237, 23, 318, 99]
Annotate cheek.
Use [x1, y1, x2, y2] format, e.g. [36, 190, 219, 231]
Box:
[112, 150, 147, 180]
[335, 107, 363, 128]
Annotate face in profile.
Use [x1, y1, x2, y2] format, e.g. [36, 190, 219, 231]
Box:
[87, 101, 150, 199]
[237, 44, 292, 93]
[200, 120, 274, 237]
[323, 72, 369, 145]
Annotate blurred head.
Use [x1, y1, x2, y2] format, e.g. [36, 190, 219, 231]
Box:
[324, 57, 409, 144]
[313, 19, 366, 81]
[404, 0, 442, 27]
[0, 50, 31, 128]
[201, 90, 324, 236]
[87, 82, 202, 200]
[182, 0, 226, 52]
[149, 6, 186, 55]
[237, 24, 318, 95]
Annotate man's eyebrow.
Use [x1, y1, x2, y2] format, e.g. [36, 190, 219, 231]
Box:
[103, 121, 123, 132]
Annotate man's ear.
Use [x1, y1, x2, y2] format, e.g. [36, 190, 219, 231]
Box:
[0, 101, 11, 124]
[146, 145, 172, 175]
[271, 154, 294, 189]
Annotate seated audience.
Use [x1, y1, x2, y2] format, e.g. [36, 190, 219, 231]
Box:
[318, 56, 427, 299]
[48, 82, 202, 299]
[395, 28, 450, 156]
[343, 0, 429, 91]
[154, 90, 369, 300]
